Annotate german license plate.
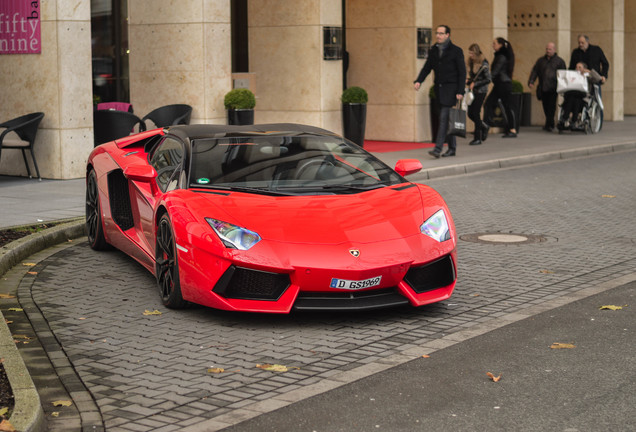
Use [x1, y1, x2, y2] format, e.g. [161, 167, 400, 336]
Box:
[330, 276, 382, 290]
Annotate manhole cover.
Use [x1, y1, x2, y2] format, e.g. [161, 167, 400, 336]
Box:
[460, 232, 548, 245]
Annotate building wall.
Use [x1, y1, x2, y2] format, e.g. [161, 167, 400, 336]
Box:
[0, 0, 93, 179]
[0, 0, 630, 179]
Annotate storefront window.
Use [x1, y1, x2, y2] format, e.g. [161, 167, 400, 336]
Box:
[91, 0, 129, 106]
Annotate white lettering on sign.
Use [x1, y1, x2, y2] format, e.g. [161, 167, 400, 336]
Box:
[0, 1, 41, 55]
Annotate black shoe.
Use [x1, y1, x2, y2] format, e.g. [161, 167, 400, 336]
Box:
[469, 139, 482, 145]
[502, 132, 517, 138]
[542, 125, 553, 132]
[428, 150, 441, 159]
[481, 125, 490, 141]
[441, 149, 456, 157]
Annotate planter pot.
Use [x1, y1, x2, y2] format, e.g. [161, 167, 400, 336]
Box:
[342, 103, 367, 147]
[227, 109, 254, 125]
[429, 97, 440, 141]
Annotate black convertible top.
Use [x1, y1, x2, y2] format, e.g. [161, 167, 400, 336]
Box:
[167, 123, 339, 142]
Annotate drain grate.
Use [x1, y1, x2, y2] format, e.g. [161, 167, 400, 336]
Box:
[460, 232, 549, 245]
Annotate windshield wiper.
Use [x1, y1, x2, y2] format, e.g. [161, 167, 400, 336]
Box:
[198, 185, 294, 196]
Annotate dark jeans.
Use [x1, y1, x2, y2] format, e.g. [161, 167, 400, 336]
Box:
[468, 92, 486, 139]
[434, 104, 456, 152]
[540, 91, 558, 129]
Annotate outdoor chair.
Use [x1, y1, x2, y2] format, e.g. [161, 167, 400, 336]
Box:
[142, 104, 192, 129]
[93, 110, 146, 147]
[0, 112, 45, 180]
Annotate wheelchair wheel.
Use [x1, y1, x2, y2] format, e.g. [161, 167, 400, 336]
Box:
[588, 101, 602, 134]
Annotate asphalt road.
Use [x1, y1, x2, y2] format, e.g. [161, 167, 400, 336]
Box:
[9, 149, 636, 431]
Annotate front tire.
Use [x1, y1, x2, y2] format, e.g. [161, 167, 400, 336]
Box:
[86, 169, 109, 250]
[155, 214, 187, 309]
[589, 102, 602, 134]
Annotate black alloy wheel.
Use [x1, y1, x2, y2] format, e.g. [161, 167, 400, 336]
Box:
[86, 170, 109, 250]
[155, 214, 187, 309]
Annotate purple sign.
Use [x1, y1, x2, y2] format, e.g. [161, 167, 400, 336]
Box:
[0, 0, 41, 54]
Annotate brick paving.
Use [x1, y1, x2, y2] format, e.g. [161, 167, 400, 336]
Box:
[3, 149, 636, 431]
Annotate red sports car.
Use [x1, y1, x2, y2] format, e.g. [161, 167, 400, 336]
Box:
[86, 124, 457, 313]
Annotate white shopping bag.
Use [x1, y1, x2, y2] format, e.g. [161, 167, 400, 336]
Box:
[556, 69, 588, 94]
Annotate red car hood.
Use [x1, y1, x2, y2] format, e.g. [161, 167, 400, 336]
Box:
[186, 185, 438, 245]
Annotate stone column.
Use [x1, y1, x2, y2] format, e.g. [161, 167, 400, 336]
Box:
[128, 0, 231, 125]
[247, 0, 342, 132]
[0, 0, 93, 179]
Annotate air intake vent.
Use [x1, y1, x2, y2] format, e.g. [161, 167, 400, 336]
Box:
[213, 266, 290, 301]
[404, 255, 455, 293]
[107, 170, 134, 231]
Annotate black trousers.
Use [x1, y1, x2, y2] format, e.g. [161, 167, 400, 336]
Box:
[540, 91, 558, 129]
[434, 104, 456, 152]
[484, 82, 515, 133]
[468, 92, 486, 139]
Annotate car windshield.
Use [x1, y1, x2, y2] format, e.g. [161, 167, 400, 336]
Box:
[189, 135, 405, 194]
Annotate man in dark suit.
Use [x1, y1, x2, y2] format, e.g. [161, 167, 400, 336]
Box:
[569, 34, 609, 126]
[414, 25, 466, 158]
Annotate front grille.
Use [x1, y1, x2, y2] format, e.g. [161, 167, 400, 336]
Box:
[404, 255, 456, 294]
[293, 288, 409, 311]
[213, 266, 290, 301]
[107, 170, 134, 231]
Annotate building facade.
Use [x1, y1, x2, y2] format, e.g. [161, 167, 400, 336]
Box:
[0, 0, 632, 179]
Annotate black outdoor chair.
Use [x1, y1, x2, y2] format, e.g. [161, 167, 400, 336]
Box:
[93, 110, 146, 147]
[141, 104, 192, 128]
[0, 112, 45, 180]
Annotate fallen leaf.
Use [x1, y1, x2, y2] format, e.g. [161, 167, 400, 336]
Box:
[51, 412, 59, 417]
[486, 372, 502, 382]
[52, 400, 73, 407]
[22, 263, 36, 267]
[550, 342, 576, 349]
[27, 271, 38, 275]
[0, 407, 7, 417]
[0, 419, 16, 432]
[4, 320, 12, 325]
[7, 308, 23, 312]
[0, 294, 15, 299]
[143, 310, 162, 316]
[539, 269, 555, 274]
[256, 363, 298, 372]
[601, 195, 616, 198]
[421, 355, 430, 358]
[599, 305, 626, 311]
[207, 368, 225, 374]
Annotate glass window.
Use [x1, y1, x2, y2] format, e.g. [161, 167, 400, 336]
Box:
[150, 137, 184, 192]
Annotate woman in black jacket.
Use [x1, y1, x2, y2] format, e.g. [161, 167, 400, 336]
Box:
[483, 37, 517, 138]
[466, 43, 491, 145]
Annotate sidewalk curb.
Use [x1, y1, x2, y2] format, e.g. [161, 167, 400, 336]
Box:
[1, 219, 85, 432]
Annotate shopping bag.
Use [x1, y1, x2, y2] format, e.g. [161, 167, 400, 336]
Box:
[556, 69, 588, 94]
[464, 88, 475, 106]
[447, 103, 467, 138]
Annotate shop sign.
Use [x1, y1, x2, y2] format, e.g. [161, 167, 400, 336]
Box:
[0, 0, 41, 54]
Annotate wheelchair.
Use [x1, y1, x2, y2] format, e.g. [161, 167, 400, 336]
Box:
[557, 83, 603, 134]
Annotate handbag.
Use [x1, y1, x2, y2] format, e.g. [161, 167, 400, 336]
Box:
[447, 101, 467, 138]
[556, 69, 588, 94]
[464, 88, 475, 106]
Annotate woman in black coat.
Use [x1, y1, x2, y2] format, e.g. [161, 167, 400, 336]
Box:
[466, 43, 491, 145]
[483, 37, 517, 138]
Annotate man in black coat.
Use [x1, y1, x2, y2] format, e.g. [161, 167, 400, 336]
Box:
[569, 34, 609, 125]
[414, 25, 466, 158]
[528, 42, 566, 131]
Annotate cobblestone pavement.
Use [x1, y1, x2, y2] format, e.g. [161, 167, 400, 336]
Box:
[5, 149, 636, 431]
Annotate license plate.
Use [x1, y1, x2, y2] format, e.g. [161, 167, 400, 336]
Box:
[330, 276, 382, 290]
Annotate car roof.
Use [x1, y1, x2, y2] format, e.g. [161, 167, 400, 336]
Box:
[166, 123, 339, 142]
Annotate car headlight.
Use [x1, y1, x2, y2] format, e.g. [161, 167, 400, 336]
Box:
[420, 209, 450, 242]
[205, 218, 261, 250]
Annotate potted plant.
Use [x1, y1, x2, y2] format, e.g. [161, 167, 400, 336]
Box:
[341, 86, 368, 147]
[224, 88, 256, 125]
[428, 85, 440, 142]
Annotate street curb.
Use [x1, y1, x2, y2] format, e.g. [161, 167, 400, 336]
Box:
[0, 219, 86, 432]
[410, 141, 636, 181]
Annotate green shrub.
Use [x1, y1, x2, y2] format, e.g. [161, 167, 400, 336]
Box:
[341, 86, 368, 104]
[511, 80, 524, 93]
[224, 88, 256, 110]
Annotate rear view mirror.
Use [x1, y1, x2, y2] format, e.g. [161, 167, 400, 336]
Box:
[394, 159, 422, 177]
[124, 164, 157, 182]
